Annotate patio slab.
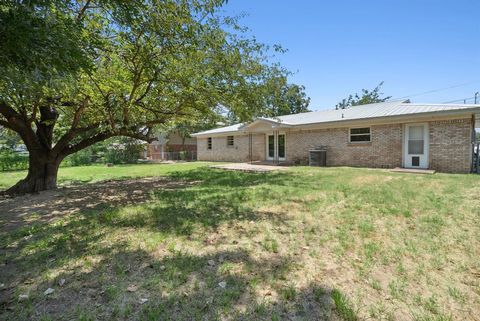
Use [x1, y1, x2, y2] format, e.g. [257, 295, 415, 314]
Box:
[210, 162, 290, 173]
[390, 167, 436, 174]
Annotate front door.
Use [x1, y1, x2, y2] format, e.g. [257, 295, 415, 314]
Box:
[266, 133, 286, 161]
[404, 123, 429, 168]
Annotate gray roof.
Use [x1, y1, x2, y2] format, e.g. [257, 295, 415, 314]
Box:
[193, 101, 480, 136]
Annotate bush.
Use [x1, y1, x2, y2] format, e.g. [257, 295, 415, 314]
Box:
[0, 150, 29, 171]
[105, 140, 144, 164]
[64, 148, 93, 167]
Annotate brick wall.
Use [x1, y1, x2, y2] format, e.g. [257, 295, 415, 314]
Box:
[428, 118, 472, 173]
[196, 118, 474, 173]
[286, 124, 403, 168]
[197, 134, 265, 162]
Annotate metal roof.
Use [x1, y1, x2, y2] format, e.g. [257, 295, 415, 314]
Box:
[192, 101, 480, 136]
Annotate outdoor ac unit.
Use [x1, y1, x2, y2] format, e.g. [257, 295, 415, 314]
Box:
[309, 148, 327, 167]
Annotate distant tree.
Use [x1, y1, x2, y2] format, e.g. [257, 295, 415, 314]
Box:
[336, 81, 391, 110]
[0, 127, 21, 149]
[263, 76, 310, 117]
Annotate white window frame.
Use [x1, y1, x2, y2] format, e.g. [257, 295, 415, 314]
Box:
[207, 137, 212, 150]
[349, 127, 371, 143]
[226, 135, 234, 147]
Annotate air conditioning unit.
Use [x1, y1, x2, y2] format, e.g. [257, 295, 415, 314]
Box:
[309, 147, 327, 167]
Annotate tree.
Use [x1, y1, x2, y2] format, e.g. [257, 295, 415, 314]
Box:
[265, 81, 310, 117]
[335, 81, 391, 110]
[0, 0, 291, 194]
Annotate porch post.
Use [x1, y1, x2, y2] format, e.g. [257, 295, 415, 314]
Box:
[275, 129, 279, 165]
[248, 132, 252, 163]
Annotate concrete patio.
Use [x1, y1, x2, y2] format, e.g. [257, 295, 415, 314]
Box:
[210, 162, 290, 173]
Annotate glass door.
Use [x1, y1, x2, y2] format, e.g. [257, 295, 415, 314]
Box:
[404, 124, 428, 168]
[266, 133, 286, 161]
[278, 134, 285, 160]
[267, 135, 275, 160]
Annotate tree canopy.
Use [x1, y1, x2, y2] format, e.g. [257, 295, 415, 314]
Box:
[335, 81, 391, 110]
[0, 0, 296, 194]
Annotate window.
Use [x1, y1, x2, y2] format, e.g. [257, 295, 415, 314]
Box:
[227, 136, 234, 147]
[408, 125, 424, 154]
[349, 127, 371, 142]
[207, 137, 212, 150]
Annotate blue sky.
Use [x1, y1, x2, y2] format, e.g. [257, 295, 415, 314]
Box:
[222, 0, 480, 111]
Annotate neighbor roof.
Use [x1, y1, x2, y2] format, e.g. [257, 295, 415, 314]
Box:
[192, 101, 480, 136]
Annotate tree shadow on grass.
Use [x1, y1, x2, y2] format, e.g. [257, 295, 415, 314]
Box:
[0, 167, 353, 320]
[0, 167, 293, 233]
[0, 168, 295, 309]
[2, 247, 344, 321]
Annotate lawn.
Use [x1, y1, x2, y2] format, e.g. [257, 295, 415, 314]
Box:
[0, 163, 479, 321]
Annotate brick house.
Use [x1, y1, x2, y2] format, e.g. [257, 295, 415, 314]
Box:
[147, 130, 196, 160]
[192, 101, 480, 173]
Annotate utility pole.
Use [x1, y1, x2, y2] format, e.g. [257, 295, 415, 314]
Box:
[475, 92, 479, 104]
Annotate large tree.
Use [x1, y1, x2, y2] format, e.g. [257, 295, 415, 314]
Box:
[0, 0, 290, 194]
[263, 77, 310, 117]
[335, 81, 391, 110]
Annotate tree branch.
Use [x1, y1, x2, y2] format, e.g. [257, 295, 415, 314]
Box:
[76, 0, 92, 22]
[0, 119, 14, 130]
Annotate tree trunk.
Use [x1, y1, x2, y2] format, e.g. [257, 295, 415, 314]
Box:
[5, 154, 62, 195]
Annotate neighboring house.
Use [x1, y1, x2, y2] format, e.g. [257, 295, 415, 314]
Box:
[192, 100, 480, 173]
[147, 130, 197, 160]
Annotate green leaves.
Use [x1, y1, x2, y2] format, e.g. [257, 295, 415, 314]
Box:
[335, 81, 392, 110]
[0, 0, 298, 160]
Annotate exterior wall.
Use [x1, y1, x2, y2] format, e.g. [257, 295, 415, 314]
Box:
[147, 131, 197, 160]
[286, 124, 403, 168]
[197, 134, 264, 162]
[428, 118, 472, 173]
[196, 117, 474, 173]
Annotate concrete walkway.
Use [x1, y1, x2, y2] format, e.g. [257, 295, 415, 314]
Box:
[210, 162, 290, 173]
[390, 167, 436, 174]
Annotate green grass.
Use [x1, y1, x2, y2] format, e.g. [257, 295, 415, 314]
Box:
[0, 162, 211, 190]
[0, 163, 479, 320]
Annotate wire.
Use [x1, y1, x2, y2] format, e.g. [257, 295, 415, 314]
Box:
[442, 96, 477, 104]
[391, 80, 480, 100]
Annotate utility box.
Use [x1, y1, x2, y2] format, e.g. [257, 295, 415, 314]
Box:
[309, 148, 327, 167]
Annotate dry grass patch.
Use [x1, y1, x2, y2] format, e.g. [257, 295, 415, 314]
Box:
[0, 165, 479, 320]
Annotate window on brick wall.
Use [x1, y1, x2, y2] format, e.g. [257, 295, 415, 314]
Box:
[226, 136, 234, 147]
[207, 137, 212, 150]
[349, 127, 371, 142]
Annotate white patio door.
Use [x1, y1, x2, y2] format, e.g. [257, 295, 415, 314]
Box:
[404, 123, 429, 168]
[266, 133, 286, 161]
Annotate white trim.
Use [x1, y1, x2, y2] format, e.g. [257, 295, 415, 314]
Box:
[403, 123, 429, 169]
[349, 127, 371, 143]
[265, 132, 286, 161]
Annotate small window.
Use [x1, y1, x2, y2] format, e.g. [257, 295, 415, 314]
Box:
[226, 136, 234, 147]
[349, 127, 371, 142]
[207, 137, 212, 150]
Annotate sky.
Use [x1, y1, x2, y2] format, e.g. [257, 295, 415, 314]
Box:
[222, 0, 480, 111]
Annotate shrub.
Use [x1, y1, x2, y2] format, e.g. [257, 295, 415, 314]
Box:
[105, 139, 144, 164]
[64, 148, 93, 167]
[0, 149, 29, 171]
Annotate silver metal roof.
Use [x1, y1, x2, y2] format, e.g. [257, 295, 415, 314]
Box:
[193, 101, 480, 136]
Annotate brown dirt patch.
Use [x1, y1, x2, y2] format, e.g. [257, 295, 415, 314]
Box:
[0, 177, 195, 234]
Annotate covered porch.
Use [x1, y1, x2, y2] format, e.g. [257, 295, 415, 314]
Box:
[241, 118, 292, 164]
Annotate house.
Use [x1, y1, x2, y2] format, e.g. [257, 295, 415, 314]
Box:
[192, 100, 480, 173]
[147, 130, 197, 160]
